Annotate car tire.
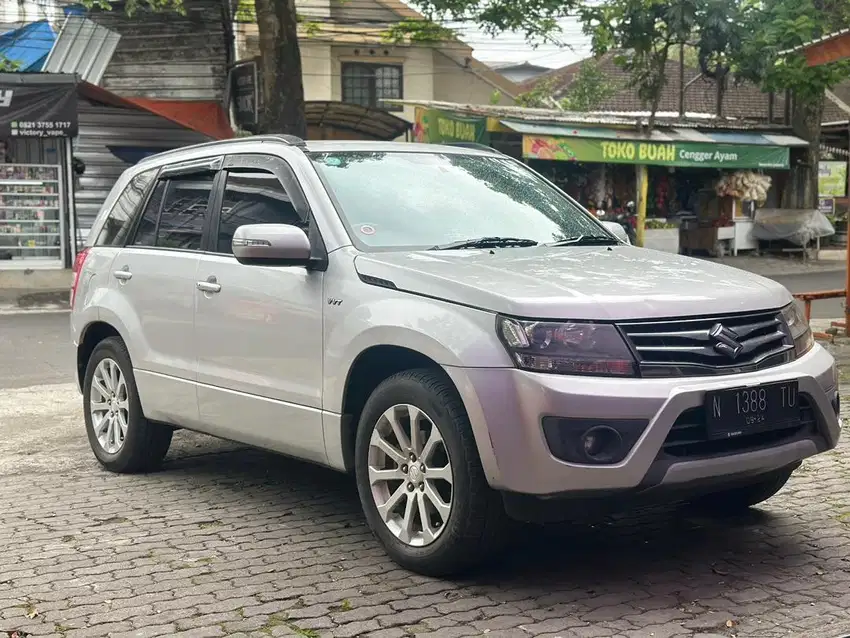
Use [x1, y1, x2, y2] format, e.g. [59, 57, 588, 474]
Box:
[83, 337, 173, 473]
[691, 467, 796, 513]
[354, 368, 508, 577]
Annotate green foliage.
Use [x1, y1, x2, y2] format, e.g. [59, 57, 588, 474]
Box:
[733, 0, 850, 100]
[516, 59, 619, 111]
[406, 0, 571, 41]
[81, 0, 185, 16]
[580, 0, 698, 119]
[561, 58, 619, 110]
[382, 19, 455, 43]
[0, 55, 20, 72]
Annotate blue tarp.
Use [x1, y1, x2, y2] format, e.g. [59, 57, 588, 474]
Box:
[0, 20, 56, 72]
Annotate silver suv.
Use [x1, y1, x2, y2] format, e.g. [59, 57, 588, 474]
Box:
[71, 136, 841, 576]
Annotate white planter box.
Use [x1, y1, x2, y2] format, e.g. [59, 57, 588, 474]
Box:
[643, 228, 679, 253]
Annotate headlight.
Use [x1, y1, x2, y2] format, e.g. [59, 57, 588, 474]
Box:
[497, 316, 637, 377]
[781, 303, 814, 357]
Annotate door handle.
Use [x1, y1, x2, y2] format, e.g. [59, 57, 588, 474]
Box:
[196, 276, 221, 294]
[113, 268, 132, 281]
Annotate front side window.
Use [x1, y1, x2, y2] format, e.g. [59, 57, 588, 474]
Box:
[341, 63, 403, 111]
[215, 169, 304, 254]
[94, 169, 156, 246]
[309, 151, 609, 250]
[155, 175, 215, 251]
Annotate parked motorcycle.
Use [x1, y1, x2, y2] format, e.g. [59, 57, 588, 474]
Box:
[612, 201, 637, 245]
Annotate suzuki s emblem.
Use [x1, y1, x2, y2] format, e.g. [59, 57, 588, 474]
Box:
[709, 323, 743, 359]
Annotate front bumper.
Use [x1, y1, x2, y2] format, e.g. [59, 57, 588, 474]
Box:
[444, 343, 840, 497]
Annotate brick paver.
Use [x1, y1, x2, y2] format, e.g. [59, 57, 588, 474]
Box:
[0, 385, 848, 638]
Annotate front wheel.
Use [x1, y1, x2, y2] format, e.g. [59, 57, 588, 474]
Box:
[83, 337, 173, 473]
[354, 369, 508, 576]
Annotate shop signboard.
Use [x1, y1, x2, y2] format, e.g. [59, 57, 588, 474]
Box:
[818, 161, 847, 196]
[819, 197, 835, 214]
[522, 135, 790, 169]
[414, 107, 488, 144]
[230, 59, 259, 131]
[0, 74, 77, 138]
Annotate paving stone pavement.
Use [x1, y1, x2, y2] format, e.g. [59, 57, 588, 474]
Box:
[0, 383, 849, 638]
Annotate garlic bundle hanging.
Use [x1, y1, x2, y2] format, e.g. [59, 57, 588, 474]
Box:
[715, 171, 772, 203]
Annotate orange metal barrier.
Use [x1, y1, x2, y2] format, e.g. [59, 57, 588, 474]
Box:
[792, 289, 846, 340]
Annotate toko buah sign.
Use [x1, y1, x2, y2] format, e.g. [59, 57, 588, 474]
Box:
[522, 135, 790, 170]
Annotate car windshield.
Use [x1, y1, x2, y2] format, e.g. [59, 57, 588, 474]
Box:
[309, 151, 611, 250]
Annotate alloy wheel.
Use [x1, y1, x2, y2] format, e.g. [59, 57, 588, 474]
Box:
[367, 404, 454, 547]
[90, 358, 130, 454]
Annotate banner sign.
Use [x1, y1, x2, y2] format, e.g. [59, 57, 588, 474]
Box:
[818, 161, 847, 196]
[523, 135, 790, 169]
[230, 59, 259, 131]
[414, 107, 489, 145]
[0, 74, 78, 138]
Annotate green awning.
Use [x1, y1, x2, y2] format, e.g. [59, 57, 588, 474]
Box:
[500, 119, 809, 147]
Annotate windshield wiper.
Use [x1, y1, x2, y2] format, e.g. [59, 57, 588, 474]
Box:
[547, 234, 620, 247]
[430, 236, 539, 250]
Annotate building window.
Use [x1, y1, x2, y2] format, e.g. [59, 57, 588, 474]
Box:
[341, 63, 403, 111]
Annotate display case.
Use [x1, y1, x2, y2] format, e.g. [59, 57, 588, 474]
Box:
[0, 163, 63, 265]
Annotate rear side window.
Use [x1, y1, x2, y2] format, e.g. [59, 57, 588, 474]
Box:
[132, 181, 167, 247]
[154, 175, 215, 251]
[94, 169, 156, 246]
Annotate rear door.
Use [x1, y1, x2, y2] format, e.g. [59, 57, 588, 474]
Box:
[110, 157, 222, 428]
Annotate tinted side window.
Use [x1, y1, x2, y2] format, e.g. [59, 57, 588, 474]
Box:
[155, 175, 215, 251]
[132, 180, 167, 247]
[94, 170, 156, 246]
[216, 169, 304, 254]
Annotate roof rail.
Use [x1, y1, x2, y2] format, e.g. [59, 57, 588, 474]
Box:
[136, 133, 307, 165]
[441, 142, 501, 154]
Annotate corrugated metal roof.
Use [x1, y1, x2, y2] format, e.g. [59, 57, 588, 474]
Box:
[780, 28, 850, 55]
[0, 20, 55, 71]
[391, 99, 796, 131]
[305, 101, 411, 140]
[499, 120, 809, 146]
[42, 14, 120, 85]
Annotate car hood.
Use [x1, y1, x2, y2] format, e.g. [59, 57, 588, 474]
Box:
[353, 245, 793, 320]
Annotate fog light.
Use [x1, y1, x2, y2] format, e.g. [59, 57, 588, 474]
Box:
[541, 417, 649, 465]
[581, 426, 623, 463]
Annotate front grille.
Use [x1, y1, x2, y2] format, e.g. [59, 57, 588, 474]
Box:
[661, 395, 818, 458]
[618, 310, 793, 377]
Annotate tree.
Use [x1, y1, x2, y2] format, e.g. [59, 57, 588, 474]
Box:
[579, 0, 698, 128]
[730, 0, 850, 207]
[517, 58, 620, 111]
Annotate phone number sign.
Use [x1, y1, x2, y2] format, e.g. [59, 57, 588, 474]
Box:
[0, 74, 78, 139]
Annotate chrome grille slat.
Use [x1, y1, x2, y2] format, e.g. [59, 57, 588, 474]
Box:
[618, 310, 793, 377]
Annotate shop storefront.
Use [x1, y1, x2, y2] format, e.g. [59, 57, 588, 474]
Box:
[408, 101, 810, 254]
[0, 72, 77, 270]
[520, 132, 800, 254]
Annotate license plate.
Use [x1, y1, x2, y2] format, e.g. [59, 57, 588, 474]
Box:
[705, 380, 801, 440]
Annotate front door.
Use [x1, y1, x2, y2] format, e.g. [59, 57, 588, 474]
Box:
[116, 162, 220, 428]
[194, 154, 326, 463]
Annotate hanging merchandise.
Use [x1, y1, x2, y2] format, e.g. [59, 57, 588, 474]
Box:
[714, 171, 772, 203]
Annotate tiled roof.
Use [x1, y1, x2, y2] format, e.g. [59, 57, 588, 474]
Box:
[520, 53, 850, 124]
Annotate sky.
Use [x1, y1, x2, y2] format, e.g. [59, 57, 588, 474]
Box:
[451, 16, 593, 69]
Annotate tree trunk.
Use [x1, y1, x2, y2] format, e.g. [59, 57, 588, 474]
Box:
[784, 92, 825, 209]
[254, 0, 307, 137]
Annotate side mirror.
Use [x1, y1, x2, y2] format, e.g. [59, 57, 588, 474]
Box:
[601, 221, 631, 245]
[232, 224, 312, 266]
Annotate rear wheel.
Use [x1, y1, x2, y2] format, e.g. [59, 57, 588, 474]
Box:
[354, 369, 508, 576]
[691, 467, 795, 513]
[83, 337, 173, 473]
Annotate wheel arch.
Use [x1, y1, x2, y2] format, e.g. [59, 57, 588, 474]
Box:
[337, 344, 451, 473]
[76, 320, 126, 390]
